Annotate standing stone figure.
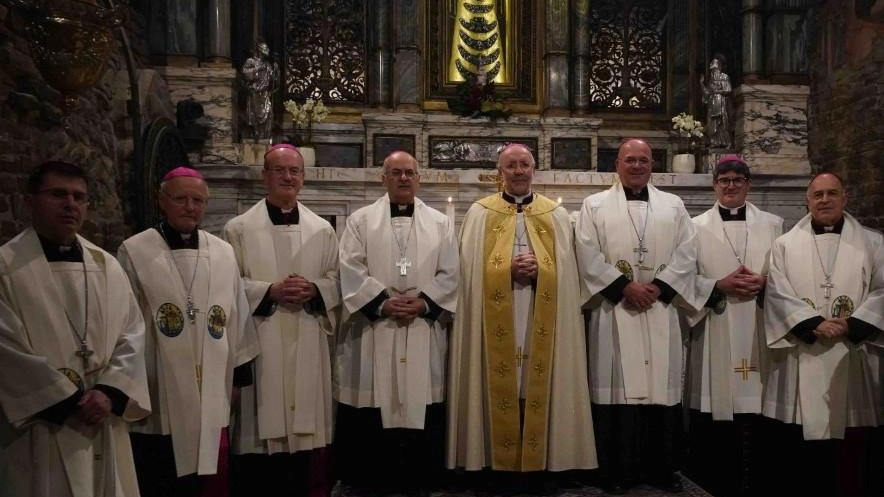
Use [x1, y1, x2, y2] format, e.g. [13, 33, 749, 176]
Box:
[700, 56, 732, 149]
[241, 42, 279, 140]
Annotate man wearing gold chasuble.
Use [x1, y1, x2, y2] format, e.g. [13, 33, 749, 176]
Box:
[446, 144, 598, 479]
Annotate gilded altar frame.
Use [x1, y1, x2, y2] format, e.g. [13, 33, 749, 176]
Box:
[423, 0, 541, 112]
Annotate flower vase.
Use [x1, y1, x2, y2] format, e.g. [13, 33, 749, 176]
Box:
[300, 145, 316, 167]
[672, 153, 696, 173]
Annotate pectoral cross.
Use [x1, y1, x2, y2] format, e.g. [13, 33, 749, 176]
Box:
[733, 358, 758, 381]
[821, 276, 834, 301]
[185, 295, 199, 323]
[516, 347, 528, 367]
[76, 342, 93, 371]
[633, 243, 648, 265]
[396, 256, 411, 277]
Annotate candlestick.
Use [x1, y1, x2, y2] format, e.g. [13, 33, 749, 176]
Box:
[446, 196, 455, 223]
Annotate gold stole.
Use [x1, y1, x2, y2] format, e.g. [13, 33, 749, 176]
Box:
[479, 193, 558, 471]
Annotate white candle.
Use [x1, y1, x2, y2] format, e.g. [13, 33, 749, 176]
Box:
[557, 197, 563, 205]
[446, 196, 455, 222]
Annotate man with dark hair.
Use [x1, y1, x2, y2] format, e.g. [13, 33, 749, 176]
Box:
[683, 155, 783, 497]
[118, 166, 259, 497]
[763, 172, 883, 496]
[223, 143, 340, 497]
[0, 161, 150, 497]
[575, 138, 696, 494]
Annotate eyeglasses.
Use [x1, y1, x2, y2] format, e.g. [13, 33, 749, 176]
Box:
[267, 167, 304, 177]
[386, 169, 418, 179]
[622, 158, 652, 166]
[715, 177, 748, 187]
[161, 190, 207, 207]
[36, 188, 89, 205]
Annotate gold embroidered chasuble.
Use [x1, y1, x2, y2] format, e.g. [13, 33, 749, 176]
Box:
[478, 193, 558, 471]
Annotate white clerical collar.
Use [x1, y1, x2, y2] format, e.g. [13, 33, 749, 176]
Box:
[504, 191, 533, 204]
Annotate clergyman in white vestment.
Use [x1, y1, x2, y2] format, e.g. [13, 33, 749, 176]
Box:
[0, 161, 150, 497]
[118, 167, 259, 497]
[763, 172, 884, 496]
[223, 143, 340, 497]
[575, 139, 696, 494]
[682, 155, 782, 497]
[446, 144, 597, 479]
[337, 151, 458, 495]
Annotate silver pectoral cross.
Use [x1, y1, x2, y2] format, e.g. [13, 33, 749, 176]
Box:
[633, 243, 648, 264]
[396, 256, 412, 277]
[821, 276, 834, 300]
[186, 295, 199, 323]
[76, 342, 93, 371]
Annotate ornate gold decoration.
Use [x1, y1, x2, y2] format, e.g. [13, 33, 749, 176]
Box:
[494, 324, 507, 341]
[529, 399, 542, 413]
[447, 0, 511, 83]
[495, 360, 511, 377]
[541, 289, 552, 304]
[801, 297, 816, 309]
[536, 325, 548, 339]
[491, 253, 504, 269]
[493, 288, 505, 305]
[13, 0, 125, 111]
[492, 224, 505, 238]
[542, 255, 553, 268]
[615, 260, 634, 281]
[497, 397, 513, 413]
[534, 224, 547, 236]
[527, 435, 539, 451]
[733, 358, 757, 381]
[832, 295, 855, 318]
[533, 361, 545, 376]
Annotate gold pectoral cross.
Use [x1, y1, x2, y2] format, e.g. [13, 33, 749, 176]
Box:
[734, 358, 757, 381]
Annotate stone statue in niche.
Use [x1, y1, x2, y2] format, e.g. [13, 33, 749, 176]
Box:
[700, 55, 732, 150]
[240, 41, 279, 140]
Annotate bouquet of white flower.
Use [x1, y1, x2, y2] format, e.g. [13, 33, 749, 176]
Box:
[671, 112, 704, 139]
[283, 98, 330, 146]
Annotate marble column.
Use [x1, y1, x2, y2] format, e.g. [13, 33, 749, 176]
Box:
[733, 84, 810, 174]
[205, 0, 231, 64]
[545, 0, 570, 115]
[742, 0, 764, 79]
[368, 0, 392, 107]
[166, 0, 199, 65]
[393, 0, 420, 111]
[571, 0, 591, 114]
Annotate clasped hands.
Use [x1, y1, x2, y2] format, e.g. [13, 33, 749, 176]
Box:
[814, 318, 848, 339]
[622, 282, 660, 313]
[381, 296, 427, 327]
[716, 265, 766, 299]
[72, 389, 112, 427]
[270, 274, 317, 305]
[511, 252, 538, 286]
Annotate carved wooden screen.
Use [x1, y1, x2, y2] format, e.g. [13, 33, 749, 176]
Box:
[284, 0, 367, 103]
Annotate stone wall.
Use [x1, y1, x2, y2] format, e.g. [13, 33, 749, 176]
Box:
[807, 0, 884, 229]
[0, 3, 161, 250]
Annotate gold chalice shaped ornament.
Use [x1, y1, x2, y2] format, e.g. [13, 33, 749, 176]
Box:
[11, 0, 124, 112]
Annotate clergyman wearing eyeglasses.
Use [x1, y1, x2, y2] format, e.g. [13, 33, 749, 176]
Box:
[0, 161, 151, 497]
[681, 154, 783, 497]
[575, 138, 697, 494]
[117, 165, 259, 497]
[336, 150, 459, 496]
[221, 142, 341, 496]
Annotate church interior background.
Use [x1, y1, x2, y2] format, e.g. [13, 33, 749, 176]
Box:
[0, 0, 882, 249]
[0, 1, 882, 496]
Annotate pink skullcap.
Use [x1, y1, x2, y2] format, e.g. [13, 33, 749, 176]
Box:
[716, 154, 748, 167]
[264, 143, 302, 160]
[162, 166, 203, 181]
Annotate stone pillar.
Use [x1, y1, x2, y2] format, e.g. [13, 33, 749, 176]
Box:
[742, 0, 764, 80]
[166, 0, 199, 66]
[393, 0, 421, 111]
[544, 0, 570, 115]
[368, 0, 392, 107]
[571, 0, 591, 114]
[205, 0, 231, 65]
[733, 84, 809, 174]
